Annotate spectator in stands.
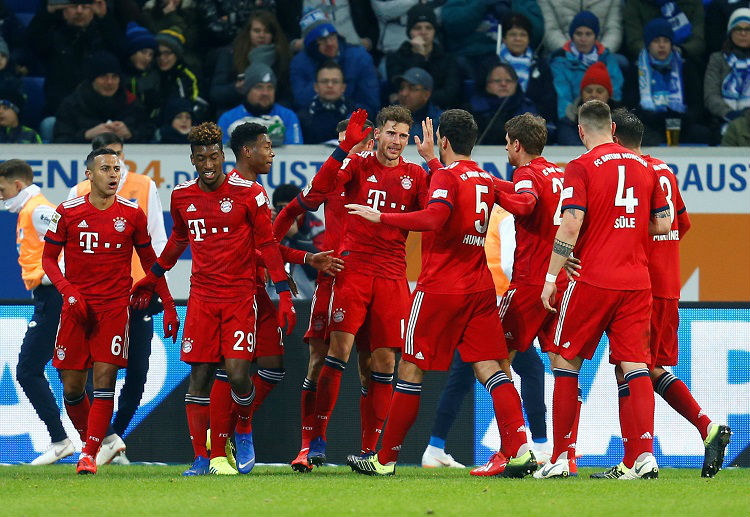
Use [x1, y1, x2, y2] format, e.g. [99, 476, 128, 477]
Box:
[294, 0, 378, 51]
[155, 96, 193, 143]
[297, 60, 357, 144]
[385, 4, 461, 109]
[632, 18, 712, 145]
[467, 61, 537, 145]
[197, 0, 275, 48]
[27, 0, 124, 117]
[394, 67, 442, 141]
[0, 2, 24, 58]
[705, 8, 750, 133]
[624, 0, 705, 62]
[290, 8, 380, 115]
[155, 27, 207, 122]
[210, 10, 292, 115]
[53, 51, 152, 143]
[0, 87, 41, 143]
[0, 36, 22, 95]
[142, 0, 198, 54]
[538, 0, 622, 53]
[497, 12, 557, 126]
[370, 0, 418, 53]
[122, 22, 161, 121]
[557, 61, 622, 144]
[217, 63, 303, 145]
[550, 11, 624, 122]
[706, 0, 750, 55]
[721, 107, 750, 145]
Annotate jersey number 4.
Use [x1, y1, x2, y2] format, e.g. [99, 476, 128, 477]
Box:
[615, 165, 639, 214]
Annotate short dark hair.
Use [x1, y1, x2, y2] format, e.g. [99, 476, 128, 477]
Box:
[504, 113, 547, 155]
[488, 62, 518, 85]
[272, 183, 301, 207]
[578, 100, 611, 132]
[188, 122, 223, 151]
[316, 59, 344, 81]
[437, 109, 478, 156]
[376, 105, 413, 128]
[91, 132, 124, 151]
[501, 12, 532, 39]
[86, 148, 119, 170]
[336, 117, 375, 140]
[230, 122, 268, 158]
[611, 108, 644, 149]
[0, 159, 33, 184]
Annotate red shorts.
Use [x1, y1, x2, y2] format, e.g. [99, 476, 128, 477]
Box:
[650, 296, 679, 368]
[181, 294, 257, 363]
[255, 286, 283, 358]
[54, 304, 130, 370]
[304, 274, 333, 344]
[328, 270, 409, 350]
[498, 282, 561, 353]
[404, 289, 507, 371]
[554, 281, 651, 364]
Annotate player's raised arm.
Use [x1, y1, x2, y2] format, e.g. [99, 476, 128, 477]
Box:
[414, 117, 443, 174]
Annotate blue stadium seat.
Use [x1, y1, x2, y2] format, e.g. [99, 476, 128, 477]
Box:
[20, 76, 45, 132]
[4, 0, 40, 15]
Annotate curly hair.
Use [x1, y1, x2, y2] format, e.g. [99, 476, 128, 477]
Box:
[188, 122, 223, 150]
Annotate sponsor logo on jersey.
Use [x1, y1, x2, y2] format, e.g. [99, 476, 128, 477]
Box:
[182, 338, 193, 353]
[400, 175, 413, 190]
[77, 219, 89, 228]
[332, 308, 345, 323]
[113, 217, 126, 232]
[255, 193, 267, 207]
[367, 175, 378, 183]
[186, 203, 197, 212]
[432, 189, 448, 199]
[220, 197, 233, 213]
[55, 347, 66, 360]
[48, 211, 61, 233]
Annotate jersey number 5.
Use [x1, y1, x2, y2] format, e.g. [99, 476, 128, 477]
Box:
[474, 185, 489, 233]
[615, 165, 639, 214]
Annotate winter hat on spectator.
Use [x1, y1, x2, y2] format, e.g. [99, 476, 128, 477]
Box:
[242, 63, 277, 94]
[728, 8, 750, 34]
[406, 4, 437, 35]
[125, 22, 157, 56]
[301, 8, 337, 49]
[0, 37, 8, 58]
[156, 27, 186, 60]
[580, 61, 612, 97]
[88, 51, 122, 80]
[569, 10, 600, 38]
[0, 86, 24, 113]
[394, 67, 434, 90]
[643, 18, 674, 46]
[162, 96, 192, 125]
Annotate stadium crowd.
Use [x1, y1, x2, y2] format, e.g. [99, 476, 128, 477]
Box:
[0, 0, 749, 147]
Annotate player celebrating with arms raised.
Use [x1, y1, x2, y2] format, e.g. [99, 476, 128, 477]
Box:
[42, 148, 178, 475]
[537, 100, 671, 480]
[346, 109, 537, 477]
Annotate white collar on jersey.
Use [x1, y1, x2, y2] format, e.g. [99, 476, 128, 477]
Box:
[3, 184, 41, 213]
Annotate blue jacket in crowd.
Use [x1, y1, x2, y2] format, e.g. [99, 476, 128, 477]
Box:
[217, 102, 303, 145]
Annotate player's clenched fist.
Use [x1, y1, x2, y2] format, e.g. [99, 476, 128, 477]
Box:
[340, 109, 372, 152]
[277, 291, 296, 333]
[130, 270, 159, 311]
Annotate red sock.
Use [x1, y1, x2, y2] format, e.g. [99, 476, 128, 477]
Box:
[655, 372, 711, 440]
[63, 392, 90, 443]
[486, 372, 527, 458]
[359, 386, 370, 454]
[231, 385, 256, 437]
[249, 368, 284, 418]
[378, 381, 421, 464]
[185, 396, 210, 458]
[364, 372, 394, 453]
[552, 369, 579, 463]
[312, 357, 346, 440]
[625, 368, 655, 459]
[618, 382, 638, 467]
[209, 376, 234, 459]
[82, 389, 114, 457]
[567, 387, 582, 460]
[300, 378, 317, 450]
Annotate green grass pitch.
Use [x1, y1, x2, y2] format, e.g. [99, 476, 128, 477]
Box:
[1, 465, 748, 517]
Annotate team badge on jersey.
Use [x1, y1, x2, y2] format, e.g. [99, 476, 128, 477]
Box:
[113, 217, 126, 232]
[220, 198, 233, 213]
[48, 211, 61, 233]
[182, 337, 193, 353]
[332, 308, 346, 323]
[400, 175, 413, 190]
[55, 347, 66, 361]
[312, 315, 325, 331]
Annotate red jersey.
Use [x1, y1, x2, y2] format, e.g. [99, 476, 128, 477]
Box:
[510, 157, 566, 286]
[645, 155, 686, 299]
[44, 195, 150, 309]
[169, 174, 275, 301]
[298, 185, 347, 253]
[336, 151, 429, 279]
[417, 161, 496, 294]
[562, 142, 669, 291]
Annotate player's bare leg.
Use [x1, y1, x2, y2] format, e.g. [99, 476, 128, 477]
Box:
[73, 362, 118, 474]
[649, 366, 730, 478]
[183, 363, 214, 476]
[292, 338, 328, 472]
[308, 330, 355, 465]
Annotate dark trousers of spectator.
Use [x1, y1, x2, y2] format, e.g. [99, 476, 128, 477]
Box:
[430, 346, 548, 443]
[15, 285, 67, 444]
[86, 308, 153, 437]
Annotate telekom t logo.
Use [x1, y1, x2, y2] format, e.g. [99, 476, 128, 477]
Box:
[187, 219, 207, 241]
[79, 232, 99, 254]
[367, 189, 387, 210]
